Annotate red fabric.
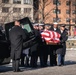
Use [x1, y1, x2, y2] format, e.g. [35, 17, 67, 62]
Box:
[41, 30, 61, 43]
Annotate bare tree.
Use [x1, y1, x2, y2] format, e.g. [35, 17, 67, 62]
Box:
[34, 0, 57, 23]
[34, 0, 69, 23]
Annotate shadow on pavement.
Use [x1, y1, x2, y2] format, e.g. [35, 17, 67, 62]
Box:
[0, 64, 47, 73]
[65, 60, 76, 66]
[0, 60, 76, 73]
[0, 65, 12, 73]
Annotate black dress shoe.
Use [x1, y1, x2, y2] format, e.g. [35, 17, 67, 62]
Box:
[50, 64, 54, 67]
[16, 69, 22, 72]
[13, 70, 16, 72]
[54, 63, 57, 66]
[31, 65, 37, 68]
[40, 65, 48, 68]
[20, 64, 25, 67]
[26, 64, 30, 67]
[58, 64, 61, 66]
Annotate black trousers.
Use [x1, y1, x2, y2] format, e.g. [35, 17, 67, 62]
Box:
[12, 59, 20, 71]
[50, 51, 57, 66]
[40, 54, 48, 67]
[39, 45, 48, 67]
[30, 51, 38, 67]
[21, 54, 25, 66]
[49, 46, 57, 66]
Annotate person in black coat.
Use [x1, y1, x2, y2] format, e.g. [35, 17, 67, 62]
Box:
[20, 26, 29, 67]
[56, 25, 68, 66]
[49, 22, 61, 66]
[38, 25, 47, 67]
[30, 29, 39, 68]
[30, 24, 41, 68]
[39, 25, 50, 67]
[9, 21, 26, 72]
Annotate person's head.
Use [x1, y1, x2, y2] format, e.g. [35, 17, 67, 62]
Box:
[38, 24, 44, 30]
[33, 25, 39, 30]
[53, 22, 58, 28]
[39, 25, 43, 30]
[44, 25, 50, 30]
[14, 20, 20, 26]
[60, 25, 65, 31]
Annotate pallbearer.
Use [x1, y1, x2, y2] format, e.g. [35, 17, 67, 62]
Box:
[49, 22, 61, 66]
[56, 25, 68, 66]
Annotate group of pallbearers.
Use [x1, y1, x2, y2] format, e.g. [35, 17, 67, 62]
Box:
[9, 21, 68, 72]
[30, 22, 68, 67]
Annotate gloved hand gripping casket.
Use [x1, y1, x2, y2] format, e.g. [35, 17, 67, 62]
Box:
[41, 30, 61, 45]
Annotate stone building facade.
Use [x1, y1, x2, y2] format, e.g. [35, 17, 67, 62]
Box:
[0, 0, 33, 24]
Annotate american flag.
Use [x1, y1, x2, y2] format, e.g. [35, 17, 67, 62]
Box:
[41, 30, 61, 44]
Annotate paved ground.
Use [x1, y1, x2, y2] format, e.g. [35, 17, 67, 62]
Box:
[0, 50, 76, 75]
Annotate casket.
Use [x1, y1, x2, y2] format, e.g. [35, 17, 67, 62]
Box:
[41, 30, 61, 45]
[46, 41, 58, 45]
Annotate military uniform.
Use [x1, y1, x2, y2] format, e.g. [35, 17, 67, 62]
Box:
[39, 29, 49, 67]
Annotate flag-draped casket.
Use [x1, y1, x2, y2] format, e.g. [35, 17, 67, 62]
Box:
[41, 30, 61, 45]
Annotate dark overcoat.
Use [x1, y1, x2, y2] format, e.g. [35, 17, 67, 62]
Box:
[56, 29, 68, 55]
[50, 26, 61, 34]
[30, 29, 42, 56]
[9, 26, 26, 60]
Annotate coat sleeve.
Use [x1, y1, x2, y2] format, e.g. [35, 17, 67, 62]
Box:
[61, 31, 68, 43]
[21, 29, 27, 40]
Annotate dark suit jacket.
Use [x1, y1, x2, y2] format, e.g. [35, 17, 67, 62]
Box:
[9, 25, 26, 60]
[50, 26, 61, 34]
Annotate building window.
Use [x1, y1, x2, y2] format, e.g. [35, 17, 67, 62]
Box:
[66, 18, 70, 22]
[72, 2, 76, 6]
[53, 9, 61, 14]
[53, 17, 61, 22]
[13, 0, 21, 4]
[53, 18, 56, 22]
[24, 0, 32, 4]
[53, 0, 61, 5]
[24, 8, 31, 13]
[57, 18, 61, 22]
[72, 10, 76, 14]
[66, 9, 70, 14]
[2, 0, 9, 3]
[2, 7, 9, 13]
[66, 1, 70, 6]
[72, 18, 76, 23]
[13, 8, 21, 13]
